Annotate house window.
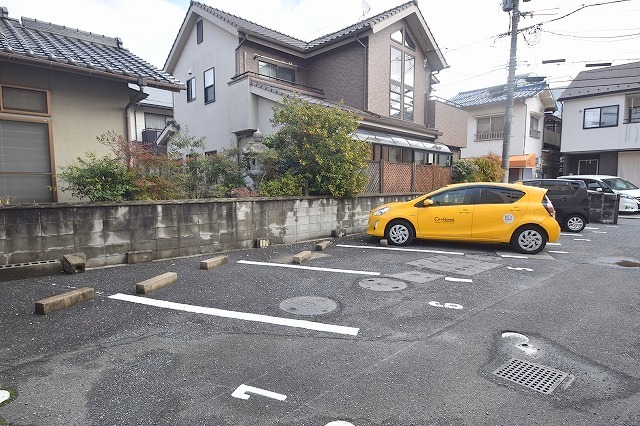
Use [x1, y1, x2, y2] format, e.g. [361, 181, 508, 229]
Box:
[196, 20, 203, 44]
[390, 28, 415, 51]
[145, 113, 171, 131]
[204, 68, 215, 103]
[389, 47, 414, 121]
[1, 86, 49, 114]
[583, 105, 619, 128]
[258, 61, 295, 83]
[388, 147, 401, 163]
[629, 106, 640, 123]
[475, 116, 504, 141]
[187, 77, 196, 102]
[529, 115, 540, 138]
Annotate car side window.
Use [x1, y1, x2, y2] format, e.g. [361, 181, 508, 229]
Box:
[543, 182, 571, 195]
[478, 187, 525, 204]
[430, 188, 472, 206]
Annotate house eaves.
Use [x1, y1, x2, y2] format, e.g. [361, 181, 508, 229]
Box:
[449, 78, 555, 110]
[166, 1, 447, 69]
[0, 13, 184, 91]
[558, 61, 640, 101]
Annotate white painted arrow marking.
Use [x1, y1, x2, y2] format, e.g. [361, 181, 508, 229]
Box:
[507, 266, 533, 272]
[0, 390, 10, 404]
[231, 384, 287, 401]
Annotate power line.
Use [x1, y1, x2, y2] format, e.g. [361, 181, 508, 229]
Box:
[542, 29, 640, 40]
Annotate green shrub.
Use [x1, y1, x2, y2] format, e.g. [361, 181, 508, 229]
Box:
[473, 153, 504, 182]
[260, 174, 306, 197]
[58, 153, 137, 201]
[452, 159, 478, 183]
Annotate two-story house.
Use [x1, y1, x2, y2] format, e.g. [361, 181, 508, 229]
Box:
[558, 61, 640, 185]
[449, 76, 558, 181]
[164, 1, 456, 193]
[0, 7, 183, 203]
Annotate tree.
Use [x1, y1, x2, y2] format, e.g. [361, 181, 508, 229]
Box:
[268, 96, 369, 197]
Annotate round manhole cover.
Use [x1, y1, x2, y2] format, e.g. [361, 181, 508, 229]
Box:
[358, 277, 407, 292]
[279, 296, 338, 316]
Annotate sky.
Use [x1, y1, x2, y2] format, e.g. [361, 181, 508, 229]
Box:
[2, 0, 639, 99]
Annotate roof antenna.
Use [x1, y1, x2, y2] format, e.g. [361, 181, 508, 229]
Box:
[359, 1, 370, 21]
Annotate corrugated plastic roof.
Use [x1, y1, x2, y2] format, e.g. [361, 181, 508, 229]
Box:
[449, 76, 547, 108]
[558, 61, 640, 100]
[0, 12, 183, 90]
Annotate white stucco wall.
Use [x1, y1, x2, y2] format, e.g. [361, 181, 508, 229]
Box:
[561, 93, 640, 153]
[461, 97, 546, 160]
[171, 14, 239, 152]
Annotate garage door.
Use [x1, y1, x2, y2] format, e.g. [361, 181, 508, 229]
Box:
[0, 120, 53, 203]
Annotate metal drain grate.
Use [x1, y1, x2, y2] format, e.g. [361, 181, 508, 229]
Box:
[493, 358, 569, 395]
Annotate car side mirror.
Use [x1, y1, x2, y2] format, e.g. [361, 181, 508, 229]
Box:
[423, 198, 433, 207]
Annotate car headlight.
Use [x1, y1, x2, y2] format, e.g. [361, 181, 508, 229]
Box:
[372, 206, 390, 216]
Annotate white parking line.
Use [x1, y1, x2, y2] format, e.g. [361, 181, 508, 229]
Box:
[548, 250, 569, 254]
[237, 260, 380, 276]
[108, 294, 360, 336]
[547, 242, 562, 246]
[336, 244, 465, 255]
[445, 277, 473, 283]
[507, 266, 533, 272]
[585, 227, 599, 230]
[561, 233, 583, 236]
[592, 231, 608, 234]
[500, 254, 528, 259]
[574, 238, 591, 241]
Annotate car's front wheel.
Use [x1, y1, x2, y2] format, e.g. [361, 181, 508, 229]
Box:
[385, 220, 414, 246]
[564, 214, 586, 232]
[511, 225, 547, 254]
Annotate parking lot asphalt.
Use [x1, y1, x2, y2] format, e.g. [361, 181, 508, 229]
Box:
[1, 215, 639, 425]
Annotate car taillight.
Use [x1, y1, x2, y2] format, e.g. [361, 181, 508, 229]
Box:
[543, 195, 556, 218]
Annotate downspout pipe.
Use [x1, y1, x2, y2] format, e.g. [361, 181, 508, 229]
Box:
[124, 86, 149, 143]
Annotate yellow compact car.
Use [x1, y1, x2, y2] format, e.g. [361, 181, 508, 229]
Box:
[367, 182, 561, 254]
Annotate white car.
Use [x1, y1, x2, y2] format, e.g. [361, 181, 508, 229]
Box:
[557, 175, 640, 213]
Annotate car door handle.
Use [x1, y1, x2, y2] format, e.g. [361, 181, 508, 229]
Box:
[459, 209, 472, 214]
[510, 207, 523, 212]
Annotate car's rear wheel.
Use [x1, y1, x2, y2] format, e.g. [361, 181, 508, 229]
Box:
[511, 225, 547, 254]
[564, 214, 586, 232]
[385, 220, 414, 246]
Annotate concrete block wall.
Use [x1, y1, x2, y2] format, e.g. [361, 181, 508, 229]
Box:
[0, 195, 412, 268]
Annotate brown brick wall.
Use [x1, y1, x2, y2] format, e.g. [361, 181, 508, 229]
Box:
[306, 41, 366, 110]
[434, 100, 468, 149]
[236, 42, 309, 87]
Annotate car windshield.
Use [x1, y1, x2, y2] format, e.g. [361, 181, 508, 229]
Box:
[602, 178, 639, 190]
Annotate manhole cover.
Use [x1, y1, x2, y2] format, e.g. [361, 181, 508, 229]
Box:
[358, 277, 407, 292]
[493, 358, 569, 395]
[279, 296, 337, 316]
[616, 260, 640, 267]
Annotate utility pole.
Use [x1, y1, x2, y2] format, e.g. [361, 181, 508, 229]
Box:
[501, 0, 521, 183]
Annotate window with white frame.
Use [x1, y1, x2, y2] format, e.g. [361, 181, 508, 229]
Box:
[583, 105, 619, 128]
[629, 106, 640, 123]
[529, 115, 540, 138]
[475, 116, 504, 141]
[389, 46, 414, 121]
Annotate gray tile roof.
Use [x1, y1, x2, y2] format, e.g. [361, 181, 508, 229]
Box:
[449, 76, 548, 108]
[128, 84, 174, 109]
[0, 12, 183, 90]
[192, 1, 416, 52]
[558, 61, 640, 101]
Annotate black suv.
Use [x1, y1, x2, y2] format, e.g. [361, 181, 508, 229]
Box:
[517, 179, 590, 232]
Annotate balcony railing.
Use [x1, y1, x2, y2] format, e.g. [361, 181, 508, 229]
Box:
[529, 128, 541, 139]
[475, 131, 503, 141]
[623, 118, 640, 124]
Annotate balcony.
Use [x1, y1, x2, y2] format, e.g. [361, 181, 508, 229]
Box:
[475, 131, 503, 141]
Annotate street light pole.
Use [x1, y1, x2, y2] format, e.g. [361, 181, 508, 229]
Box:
[501, 0, 521, 183]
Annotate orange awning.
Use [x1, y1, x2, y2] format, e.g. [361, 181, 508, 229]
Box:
[509, 153, 536, 168]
